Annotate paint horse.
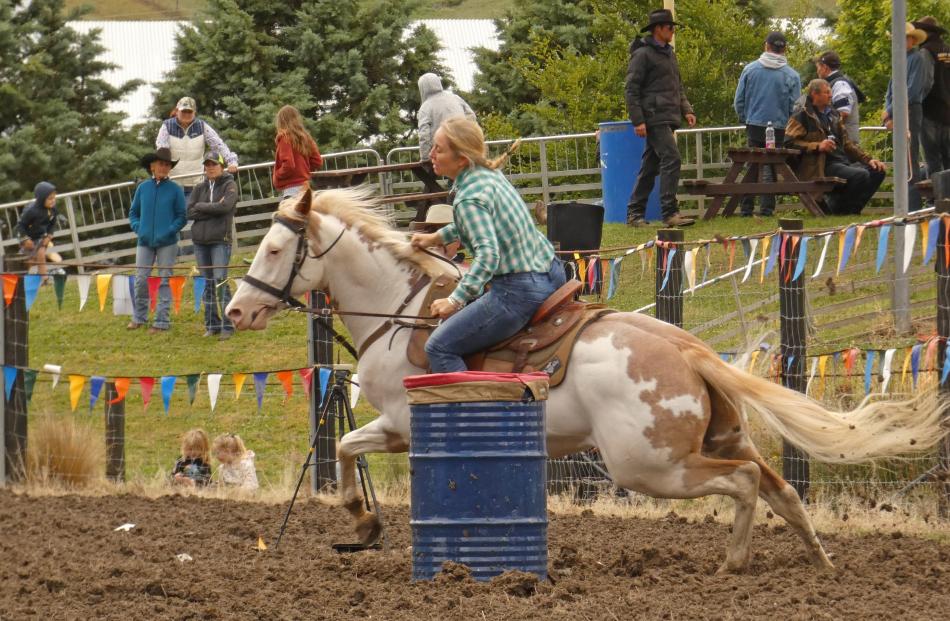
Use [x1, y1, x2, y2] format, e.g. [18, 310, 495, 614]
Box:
[226, 187, 946, 573]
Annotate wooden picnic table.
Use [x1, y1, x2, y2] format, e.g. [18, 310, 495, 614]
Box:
[683, 147, 844, 220]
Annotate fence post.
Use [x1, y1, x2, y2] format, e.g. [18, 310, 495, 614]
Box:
[3, 256, 28, 483]
[307, 290, 336, 492]
[63, 196, 85, 274]
[104, 382, 125, 483]
[934, 171, 950, 515]
[655, 228, 684, 327]
[539, 139, 551, 205]
[778, 218, 809, 500]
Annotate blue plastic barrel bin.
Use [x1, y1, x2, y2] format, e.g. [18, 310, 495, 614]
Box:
[599, 120, 661, 223]
[404, 371, 549, 581]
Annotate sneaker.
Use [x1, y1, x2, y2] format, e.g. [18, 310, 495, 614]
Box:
[662, 213, 695, 227]
[626, 215, 647, 227]
[147, 327, 167, 335]
[202, 330, 219, 337]
[126, 322, 143, 330]
[219, 331, 233, 341]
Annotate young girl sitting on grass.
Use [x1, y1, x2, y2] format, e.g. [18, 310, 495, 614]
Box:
[171, 429, 212, 487]
[212, 433, 259, 490]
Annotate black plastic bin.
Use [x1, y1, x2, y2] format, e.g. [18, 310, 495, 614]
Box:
[546, 201, 604, 294]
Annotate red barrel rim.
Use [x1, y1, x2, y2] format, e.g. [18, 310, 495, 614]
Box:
[403, 371, 549, 389]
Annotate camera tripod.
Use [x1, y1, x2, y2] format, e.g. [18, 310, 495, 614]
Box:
[275, 367, 385, 551]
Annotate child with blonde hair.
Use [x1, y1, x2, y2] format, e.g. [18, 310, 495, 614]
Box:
[272, 105, 323, 198]
[213, 433, 259, 490]
[172, 428, 212, 487]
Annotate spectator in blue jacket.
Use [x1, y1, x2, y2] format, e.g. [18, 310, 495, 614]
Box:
[733, 31, 802, 217]
[16, 181, 58, 281]
[129, 147, 187, 334]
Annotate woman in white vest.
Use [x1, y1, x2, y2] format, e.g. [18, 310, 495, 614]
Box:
[155, 96, 239, 195]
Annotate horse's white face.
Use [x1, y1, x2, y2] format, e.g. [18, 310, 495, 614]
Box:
[226, 191, 327, 330]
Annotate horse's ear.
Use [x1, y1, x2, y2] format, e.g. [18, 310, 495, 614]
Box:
[293, 184, 312, 217]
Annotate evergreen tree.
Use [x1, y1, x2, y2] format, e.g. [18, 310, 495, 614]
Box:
[0, 0, 142, 203]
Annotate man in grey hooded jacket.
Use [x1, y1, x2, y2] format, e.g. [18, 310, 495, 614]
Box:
[417, 73, 476, 161]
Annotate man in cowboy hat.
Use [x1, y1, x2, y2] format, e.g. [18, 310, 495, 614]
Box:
[408, 203, 463, 263]
[625, 8, 696, 228]
[884, 22, 934, 211]
[156, 96, 239, 195]
[128, 147, 187, 334]
[913, 16, 950, 181]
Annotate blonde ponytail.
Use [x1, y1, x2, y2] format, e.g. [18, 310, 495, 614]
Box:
[439, 117, 521, 171]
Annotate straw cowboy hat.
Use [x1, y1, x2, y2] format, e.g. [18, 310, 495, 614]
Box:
[409, 203, 454, 232]
[905, 22, 928, 45]
[139, 147, 178, 173]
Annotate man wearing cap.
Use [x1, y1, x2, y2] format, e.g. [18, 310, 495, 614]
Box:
[187, 151, 239, 339]
[156, 97, 239, 194]
[914, 16, 950, 181]
[733, 31, 802, 217]
[813, 51, 864, 145]
[129, 147, 187, 333]
[408, 204, 463, 263]
[884, 23, 934, 211]
[624, 8, 696, 228]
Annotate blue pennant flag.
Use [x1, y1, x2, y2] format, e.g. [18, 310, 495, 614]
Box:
[924, 218, 939, 266]
[910, 344, 922, 387]
[864, 350, 876, 395]
[161, 375, 177, 414]
[765, 234, 781, 275]
[660, 249, 676, 292]
[3, 366, 17, 400]
[607, 258, 622, 300]
[793, 236, 810, 282]
[875, 225, 891, 273]
[89, 376, 106, 411]
[24, 275, 42, 312]
[719, 353, 731, 362]
[318, 367, 332, 407]
[740, 238, 752, 261]
[253, 372, 268, 411]
[785, 355, 795, 372]
[193, 277, 206, 313]
[942, 351, 950, 385]
[839, 226, 856, 273]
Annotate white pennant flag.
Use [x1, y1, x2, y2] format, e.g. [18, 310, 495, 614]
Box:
[881, 349, 896, 394]
[111, 275, 134, 316]
[683, 249, 695, 293]
[812, 235, 831, 278]
[350, 373, 360, 409]
[43, 363, 62, 390]
[741, 239, 759, 283]
[902, 224, 916, 273]
[207, 374, 222, 412]
[76, 275, 91, 311]
[805, 357, 819, 395]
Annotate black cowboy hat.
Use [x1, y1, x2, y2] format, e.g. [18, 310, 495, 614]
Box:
[640, 9, 679, 33]
[140, 147, 178, 172]
[913, 16, 947, 36]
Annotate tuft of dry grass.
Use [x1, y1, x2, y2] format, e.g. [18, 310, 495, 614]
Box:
[26, 416, 105, 488]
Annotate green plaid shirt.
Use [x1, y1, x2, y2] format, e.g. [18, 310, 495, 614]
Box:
[438, 166, 555, 305]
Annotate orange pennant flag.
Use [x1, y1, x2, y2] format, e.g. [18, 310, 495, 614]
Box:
[728, 240, 736, 272]
[169, 276, 186, 314]
[68, 374, 86, 412]
[233, 373, 247, 399]
[2, 274, 19, 306]
[276, 370, 294, 401]
[96, 274, 112, 312]
[854, 225, 865, 253]
[109, 377, 131, 405]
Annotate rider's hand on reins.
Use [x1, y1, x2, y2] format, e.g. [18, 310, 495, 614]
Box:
[430, 297, 460, 319]
[410, 232, 441, 249]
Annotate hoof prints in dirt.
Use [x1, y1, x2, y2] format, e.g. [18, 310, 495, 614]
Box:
[0, 490, 948, 619]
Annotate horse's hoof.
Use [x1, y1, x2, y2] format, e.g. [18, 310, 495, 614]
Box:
[715, 560, 748, 575]
[355, 513, 382, 545]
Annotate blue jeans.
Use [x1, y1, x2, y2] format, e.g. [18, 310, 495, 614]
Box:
[194, 243, 234, 334]
[133, 243, 178, 329]
[425, 258, 567, 373]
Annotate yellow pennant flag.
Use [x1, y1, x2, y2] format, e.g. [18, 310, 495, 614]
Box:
[68, 374, 86, 412]
[836, 229, 846, 276]
[759, 235, 771, 283]
[257, 536, 268, 551]
[920, 220, 929, 263]
[817, 355, 828, 399]
[96, 274, 112, 312]
[748, 350, 760, 373]
[233, 372, 247, 400]
[900, 347, 913, 389]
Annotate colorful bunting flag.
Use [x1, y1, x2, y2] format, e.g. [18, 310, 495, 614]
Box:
[864, 350, 875, 395]
[109, 377, 131, 405]
[233, 372, 247, 400]
[169, 276, 186, 314]
[89, 375, 106, 411]
[741, 239, 758, 283]
[76, 275, 90, 310]
[147, 276, 161, 312]
[792, 236, 810, 282]
[96, 274, 112, 312]
[902, 223, 916, 274]
[875, 225, 891, 273]
[3, 366, 17, 400]
[207, 373, 222, 412]
[161, 375, 176, 414]
[24, 369, 37, 403]
[140, 376, 155, 410]
[838, 226, 856, 275]
[300, 368, 314, 399]
[253, 372, 268, 410]
[812, 234, 831, 278]
[53, 273, 67, 309]
[69, 374, 86, 412]
[318, 367, 332, 407]
[24, 275, 41, 312]
[276, 370, 294, 401]
[193, 277, 206, 313]
[186, 374, 200, 405]
[924, 218, 939, 266]
[2, 274, 18, 307]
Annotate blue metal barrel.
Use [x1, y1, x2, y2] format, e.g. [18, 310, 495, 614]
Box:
[599, 120, 661, 223]
[404, 371, 549, 581]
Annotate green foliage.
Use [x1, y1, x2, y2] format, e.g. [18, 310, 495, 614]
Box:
[0, 0, 142, 202]
[151, 0, 450, 162]
[832, 0, 950, 120]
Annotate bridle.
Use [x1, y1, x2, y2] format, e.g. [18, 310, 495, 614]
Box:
[241, 214, 344, 309]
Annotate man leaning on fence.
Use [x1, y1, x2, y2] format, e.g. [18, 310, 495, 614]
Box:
[733, 31, 802, 217]
[624, 8, 696, 228]
[785, 79, 886, 216]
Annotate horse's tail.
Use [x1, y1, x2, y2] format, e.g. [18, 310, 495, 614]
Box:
[680, 340, 949, 463]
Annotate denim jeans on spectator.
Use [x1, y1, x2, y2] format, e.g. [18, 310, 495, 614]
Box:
[920, 116, 950, 182]
[627, 124, 681, 221]
[740, 124, 785, 216]
[908, 103, 923, 211]
[281, 185, 304, 198]
[425, 258, 567, 373]
[133, 243, 178, 330]
[193, 242, 234, 334]
[824, 158, 886, 215]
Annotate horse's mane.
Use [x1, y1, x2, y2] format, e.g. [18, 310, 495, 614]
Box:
[277, 186, 456, 279]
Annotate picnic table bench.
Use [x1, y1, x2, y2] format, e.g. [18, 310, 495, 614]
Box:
[311, 161, 447, 221]
[682, 147, 845, 220]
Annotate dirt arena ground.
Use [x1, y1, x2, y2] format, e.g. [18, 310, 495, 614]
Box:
[1, 489, 948, 620]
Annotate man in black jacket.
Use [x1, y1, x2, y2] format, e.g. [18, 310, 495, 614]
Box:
[914, 16, 950, 181]
[187, 151, 238, 339]
[624, 8, 696, 228]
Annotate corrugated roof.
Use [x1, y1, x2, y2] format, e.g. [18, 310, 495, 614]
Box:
[66, 19, 500, 126]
